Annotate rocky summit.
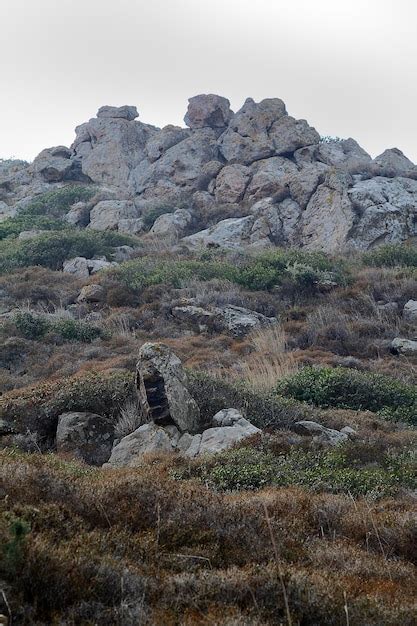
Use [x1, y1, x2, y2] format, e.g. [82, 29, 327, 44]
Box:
[2, 94, 416, 252]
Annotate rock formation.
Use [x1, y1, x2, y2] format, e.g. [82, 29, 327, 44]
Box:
[2, 94, 416, 251]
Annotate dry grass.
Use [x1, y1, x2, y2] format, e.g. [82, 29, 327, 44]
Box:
[226, 324, 298, 391]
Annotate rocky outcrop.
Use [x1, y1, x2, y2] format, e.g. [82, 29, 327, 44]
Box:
[136, 342, 201, 434]
[171, 301, 276, 336]
[56, 411, 114, 465]
[5, 94, 417, 253]
[77, 284, 105, 303]
[63, 256, 117, 277]
[294, 420, 349, 446]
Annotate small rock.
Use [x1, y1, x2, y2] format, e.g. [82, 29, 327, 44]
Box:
[184, 94, 233, 129]
[77, 284, 105, 303]
[112, 245, 136, 262]
[391, 337, 417, 356]
[63, 256, 90, 278]
[294, 420, 348, 446]
[403, 300, 417, 322]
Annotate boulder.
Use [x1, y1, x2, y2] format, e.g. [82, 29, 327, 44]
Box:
[391, 337, 417, 356]
[136, 342, 201, 433]
[97, 105, 139, 121]
[403, 300, 417, 322]
[316, 138, 372, 168]
[150, 208, 192, 241]
[269, 116, 320, 156]
[181, 215, 255, 249]
[105, 422, 177, 468]
[18, 229, 48, 240]
[184, 94, 233, 129]
[56, 411, 114, 465]
[347, 177, 417, 249]
[64, 201, 91, 227]
[88, 200, 139, 231]
[30, 146, 75, 182]
[373, 148, 415, 177]
[145, 125, 190, 162]
[218, 97, 287, 164]
[77, 284, 105, 303]
[112, 245, 136, 262]
[63, 256, 90, 278]
[294, 420, 349, 446]
[214, 164, 251, 204]
[245, 157, 297, 203]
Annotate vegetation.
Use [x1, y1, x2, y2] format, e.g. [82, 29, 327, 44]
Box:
[0, 214, 70, 240]
[12, 311, 108, 343]
[277, 366, 416, 423]
[363, 243, 417, 268]
[17, 185, 96, 218]
[0, 229, 135, 272]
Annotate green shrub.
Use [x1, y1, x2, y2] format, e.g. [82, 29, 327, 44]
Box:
[0, 370, 135, 438]
[12, 312, 107, 343]
[0, 214, 69, 240]
[0, 230, 135, 273]
[13, 311, 50, 339]
[277, 366, 416, 422]
[187, 371, 314, 429]
[186, 446, 416, 497]
[18, 186, 96, 218]
[363, 244, 417, 268]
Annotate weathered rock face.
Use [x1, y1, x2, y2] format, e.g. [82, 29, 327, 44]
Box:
[56, 411, 114, 465]
[136, 342, 201, 434]
[63, 256, 117, 277]
[184, 94, 233, 129]
[105, 422, 177, 467]
[6, 94, 417, 253]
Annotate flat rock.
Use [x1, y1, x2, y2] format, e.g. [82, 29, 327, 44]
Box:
[105, 422, 177, 467]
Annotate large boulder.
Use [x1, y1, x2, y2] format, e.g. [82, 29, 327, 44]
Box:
[56, 411, 114, 465]
[97, 105, 139, 121]
[245, 157, 298, 203]
[403, 300, 417, 323]
[88, 200, 140, 231]
[391, 337, 417, 356]
[184, 94, 233, 129]
[150, 208, 192, 241]
[105, 422, 177, 468]
[145, 125, 190, 162]
[136, 343, 201, 433]
[181, 215, 255, 249]
[214, 164, 251, 204]
[30, 146, 75, 182]
[294, 420, 348, 446]
[373, 148, 416, 177]
[347, 177, 417, 250]
[77, 284, 105, 303]
[316, 138, 372, 168]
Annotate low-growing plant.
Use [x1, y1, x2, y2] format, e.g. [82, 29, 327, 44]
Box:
[12, 311, 107, 343]
[363, 244, 417, 268]
[18, 185, 96, 218]
[0, 230, 135, 273]
[277, 366, 416, 422]
[0, 214, 69, 240]
[141, 204, 175, 230]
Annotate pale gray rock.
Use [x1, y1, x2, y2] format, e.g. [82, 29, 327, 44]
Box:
[112, 245, 136, 262]
[214, 164, 251, 204]
[77, 284, 105, 303]
[145, 125, 190, 162]
[97, 105, 139, 121]
[184, 94, 233, 129]
[64, 201, 91, 227]
[56, 411, 114, 465]
[294, 420, 349, 446]
[171, 304, 217, 333]
[30, 146, 74, 182]
[87, 258, 118, 274]
[136, 342, 201, 434]
[150, 208, 192, 241]
[18, 229, 48, 240]
[347, 177, 417, 250]
[391, 337, 417, 355]
[373, 148, 416, 176]
[218, 97, 287, 164]
[88, 200, 139, 231]
[250, 197, 301, 247]
[0, 201, 16, 221]
[288, 163, 328, 209]
[300, 170, 355, 251]
[403, 300, 417, 322]
[117, 218, 145, 235]
[316, 138, 371, 168]
[63, 256, 90, 278]
[105, 422, 177, 467]
[245, 157, 297, 203]
[340, 426, 358, 438]
[184, 414, 261, 457]
[181, 215, 255, 249]
[269, 116, 320, 155]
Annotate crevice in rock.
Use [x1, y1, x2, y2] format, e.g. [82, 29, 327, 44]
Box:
[143, 372, 173, 425]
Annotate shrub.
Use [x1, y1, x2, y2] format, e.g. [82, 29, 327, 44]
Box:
[12, 312, 107, 343]
[363, 244, 417, 268]
[277, 366, 416, 421]
[187, 446, 416, 497]
[0, 230, 135, 273]
[18, 186, 96, 218]
[0, 214, 69, 240]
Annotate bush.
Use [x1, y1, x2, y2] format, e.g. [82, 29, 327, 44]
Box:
[0, 370, 135, 439]
[277, 366, 416, 422]
[186, 446, 416, 497]
[12, 312, 107, 343]
[363, 244, 417, 268]
[18, 186, 96, 218]
[0, 230, 136, 273]
[0, 214, 69, 240]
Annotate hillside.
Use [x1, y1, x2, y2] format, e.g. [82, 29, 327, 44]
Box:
[0, 95, 416, 625]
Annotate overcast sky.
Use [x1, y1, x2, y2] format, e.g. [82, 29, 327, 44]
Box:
[1, 0, 416, 162]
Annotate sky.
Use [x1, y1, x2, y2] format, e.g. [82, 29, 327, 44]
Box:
[1, 0, 416, 162]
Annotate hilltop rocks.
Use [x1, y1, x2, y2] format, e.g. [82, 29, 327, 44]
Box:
[31, 146, 76, 182]
[136, 342, 201, 434]
[97, 105, 139, 121]
[56, 411, 114, 465]
[184, 94, 233, 129]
